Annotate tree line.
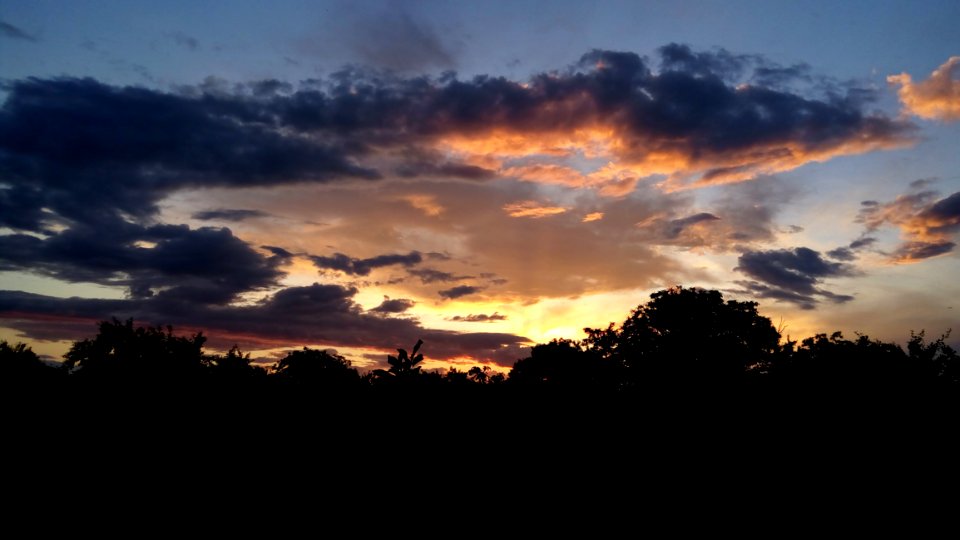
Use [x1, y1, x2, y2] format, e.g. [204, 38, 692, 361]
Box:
[2, 287, 957, 393]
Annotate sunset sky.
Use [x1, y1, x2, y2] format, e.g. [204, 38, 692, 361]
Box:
[2, 0, 958, 370]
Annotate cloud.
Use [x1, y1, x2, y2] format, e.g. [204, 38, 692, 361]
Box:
[345, 8, 455, 72]
[166, 31, 199, 51]
[438, 285, 483, 299]
[735, 247, 856, 308]
[888, 56, 960, 121]
[212, 177, 699, 299]
[582, 212, 604, 223]
[848, 236, 877, 250]
[0, 221, 287, 303]
[399, 194, 444, 217]
[826, 247, 856, 261]
[827, 236, 877, 261]
[408, 268, 472, 284]
[857, 187, 960, 262]
[0, 77, 378, 232]
[659, 43, 751, 80]
[311, 251, 423, 276]
[370, 297, 416, 314]
[665, 213, 720, 238]
[192, 208, 270, 221]
[447, 312, 507, 322]
[0, 285, 529, 366]
[632, 177, 797, 251]
[300, 4, 455, 72]
[503, 200, 569, 218]
[0, 21, 37, 42]
[892, 241, 956, 261]
[0, 46, 913, 236]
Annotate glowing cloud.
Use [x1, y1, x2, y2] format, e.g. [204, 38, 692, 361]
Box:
[503, 200, 569, 218]
[857, 188, 960, 262]
[888, 56, 960, 121]
[401, 194, 445, 216]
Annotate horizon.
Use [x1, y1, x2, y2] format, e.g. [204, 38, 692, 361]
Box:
[1, 0, 958, 371]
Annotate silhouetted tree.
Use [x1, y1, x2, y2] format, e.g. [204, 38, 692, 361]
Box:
[509, 338, 616, 389]
[773, 331, 913, 388]
[907, 330, 959, 384]
[207, 345, 267, 385]
[1, 340, 60, 383]
[63, 318, 207, 385]
[467, 366, 489, 384]
[272, 347, 361, 389]
[372, 339, 425, 383]
[444, 367, 471, 385]
[583, 286, 781, 387]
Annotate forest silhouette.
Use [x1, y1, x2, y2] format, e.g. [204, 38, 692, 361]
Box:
[3, 286, 957, 398]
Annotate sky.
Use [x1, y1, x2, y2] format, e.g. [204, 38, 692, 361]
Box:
[1, 0, 958, 370]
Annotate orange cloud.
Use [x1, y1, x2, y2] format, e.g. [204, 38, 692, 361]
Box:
[503, 200, 569, 218]
[888, 57, 960, 121]
[400, 194, 444, 216]
[582, 212, 604, 223]
[858, 189, 960, 263]
[436, 117, 910, 195]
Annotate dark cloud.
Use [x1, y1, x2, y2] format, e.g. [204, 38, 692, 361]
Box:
[408, 268, 471, 284]
[448, 313, 507, 323]
[262, 245, 294, 258]
[826, 247, 856, 261]
[827, 236, 879, 261]
[311, 251, 423, 276]
[395, 158, 497, 181]
[666, 213, 720, 238]
[848, 237, 877, 250]
[923, 191, 960, 231]
[0, 21, 37, 42]
[438, 285, 483, 299]
[659, 43, 750, 81]
[735, 247, 855, 308]
[0, 77, 377, 231]
[751, 63, 812, 88]
[370, 298, 416, 314]
[893, 241, 956, 262]
[192, 208, 270, 221]
[0, 222, 285, 303]
[0, 285, 529, 365]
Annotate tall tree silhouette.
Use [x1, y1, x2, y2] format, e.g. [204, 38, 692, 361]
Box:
[582, 286, 781, 387]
